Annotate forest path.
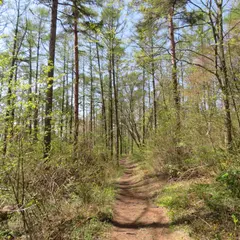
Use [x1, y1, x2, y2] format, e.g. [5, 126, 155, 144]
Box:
[109, 159, 191, 240]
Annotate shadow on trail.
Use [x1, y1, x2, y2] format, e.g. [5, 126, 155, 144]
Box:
[110, 212, 213, 229]
[110, 159, 193, 239]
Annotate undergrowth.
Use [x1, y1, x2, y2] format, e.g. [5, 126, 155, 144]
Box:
[155, 173, 240, 240]
[0, 137, 121, 240]
[130, 124, 240, 240]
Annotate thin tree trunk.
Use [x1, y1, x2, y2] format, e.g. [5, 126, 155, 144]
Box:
[148, 73, 152, 130]
[108, 53, 113, 157]
[73, 1, 79, 158]
[65, 52, 69, 140]
[70, 55, 74, 138]
[217, 0, 233, 150]
[28, 41, 33, 136]
[60, 38, 66, 139]
[96, 42, 107, 145]
[82, 61, 86, 136]
[142, 68, 146, 144]
[10, 66, 19, 138]
[90, 43, 94, 133]
[151, 36, 157, 131]
[169, 6, 181, 139]
[43, 0, 58, 158]
[112, 51, 120, 163]
[3, 5, 20, 155]
[33, 18, 42, 141]
[120, 102, 123, 155]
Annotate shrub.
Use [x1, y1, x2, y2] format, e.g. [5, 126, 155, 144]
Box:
[217, 169, 240, 197]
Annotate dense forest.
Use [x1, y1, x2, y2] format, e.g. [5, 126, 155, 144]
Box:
[0, 0, 240, 239]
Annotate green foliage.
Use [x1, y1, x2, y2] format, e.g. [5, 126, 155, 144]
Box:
[193, 182, 240, 219]
[156, 181, 191, 219]
[0, 0, 240, 239]
[181, 11, 204, 26]
[71, 217, 109, 240]
[217, 169, 240, 198]
[131, 148, 146, 163]
[155, 177, 240, 239]
[232, 214, 238, 226]
[225, 2, 240, 22]
[0, 137, 120, 239]
[0, 229, 15, 240]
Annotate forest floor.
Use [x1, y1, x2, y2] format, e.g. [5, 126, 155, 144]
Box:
[107, 159, 192, 240]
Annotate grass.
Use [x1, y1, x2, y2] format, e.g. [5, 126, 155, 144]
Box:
[155, 177, 240, 240]
[71, 217, 110, 240]
[155, 181, 193, 220]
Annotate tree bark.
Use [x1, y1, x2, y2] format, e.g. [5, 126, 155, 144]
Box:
[89, 43, 94, 133]
[169, 6, 181, 139]
[216, 0, 233, 150]
[112, 51, 120, 163]
[96, 42, 107, 145]
[151, 36, 157, 131]
[142, 68, 146, 144]
[28, 37, 33, 136]
[82, 60, 86, 136]
[70, 54, 74, 137]
[73, 1, 79, 158]
[108, 52, 113, 157]
[43, 0, 58, 158]
[33, 17, 42, 141]
[3, 5, 20, 156]
[60, 36, 67, 139]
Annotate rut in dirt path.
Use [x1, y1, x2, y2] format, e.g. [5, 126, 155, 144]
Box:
[110, 159, 191, 240]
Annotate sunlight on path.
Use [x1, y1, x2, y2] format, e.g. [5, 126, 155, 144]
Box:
[109, 159, 192, 240]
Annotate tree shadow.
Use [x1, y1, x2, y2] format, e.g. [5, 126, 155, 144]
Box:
[110, 212, 213, 230]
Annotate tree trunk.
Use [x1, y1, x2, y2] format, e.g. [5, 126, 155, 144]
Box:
[82, 60, 86, 136]
[108, 53, 113, 157]
[65, 51, 69, 140]
[70, 55, 74, 137]
[151, 36, 157, 131]
[112, 51, 120, 163]
[3, 6, 20, 156]
[217, 0, 233, 150]
[89, 43, 94, 133]
[169, 6, 181, 139]
[73, 1, 79, 158]
[60, 37, 66, 139]
[96, 42, 107, 145]
[43, 0, 58, 158]
[142, 68, 146, 144]
[33, 18, 42, 141]
[28, 40, 33, 136]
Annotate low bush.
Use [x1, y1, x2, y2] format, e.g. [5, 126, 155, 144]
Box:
[0, 138, 120, 240]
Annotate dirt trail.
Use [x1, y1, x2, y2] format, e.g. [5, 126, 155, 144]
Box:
[110, 159, 191, 240]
